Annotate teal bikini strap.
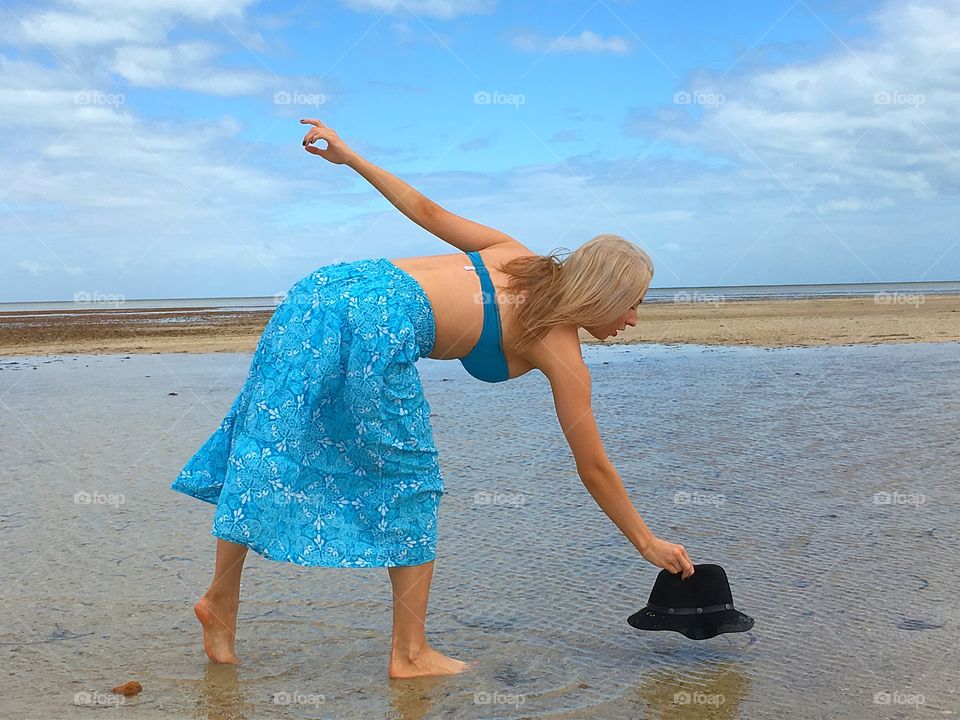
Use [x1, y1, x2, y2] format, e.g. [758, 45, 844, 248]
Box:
[465, 251, 503, 349]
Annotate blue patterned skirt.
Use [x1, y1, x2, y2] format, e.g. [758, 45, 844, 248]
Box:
[172, 258, 445, 567]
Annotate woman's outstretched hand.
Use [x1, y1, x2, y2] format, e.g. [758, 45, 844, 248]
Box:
[300, 118, 359, 166]
[640, 537, 695, 579]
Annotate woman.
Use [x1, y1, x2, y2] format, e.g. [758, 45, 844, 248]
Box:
[172, 118, 695, 680]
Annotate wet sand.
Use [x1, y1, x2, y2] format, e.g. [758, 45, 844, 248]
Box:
[1, 343, 957, 719]
[1, 294, 958, 355]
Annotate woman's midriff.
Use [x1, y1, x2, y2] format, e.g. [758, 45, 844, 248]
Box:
[387, 247, 536, 378]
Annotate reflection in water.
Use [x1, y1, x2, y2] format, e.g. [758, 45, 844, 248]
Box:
[387, 674, 443, 720]
[637, 662, 750, 720]
[194, 664, 252, 720]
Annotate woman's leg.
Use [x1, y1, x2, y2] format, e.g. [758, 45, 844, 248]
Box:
[194, 538, 248, 664]
[387, 560, 474, 678]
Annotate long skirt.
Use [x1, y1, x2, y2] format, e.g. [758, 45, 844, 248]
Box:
[171, 258, 445, 567]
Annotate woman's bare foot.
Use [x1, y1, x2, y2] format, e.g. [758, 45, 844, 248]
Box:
[194, 594, 239, 664]
[388, 645, 476, 679]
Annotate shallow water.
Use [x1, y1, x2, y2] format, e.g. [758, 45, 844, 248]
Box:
[0, 342, 957, 719]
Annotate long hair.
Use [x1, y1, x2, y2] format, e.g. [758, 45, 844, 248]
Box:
[499, 233, 654, 354]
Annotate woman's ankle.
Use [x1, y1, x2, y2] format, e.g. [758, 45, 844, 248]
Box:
[199, 589, 239, 608]
[390, 639, 429, 662]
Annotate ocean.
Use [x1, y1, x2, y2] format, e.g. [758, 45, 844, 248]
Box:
[1, 280, 958, 316]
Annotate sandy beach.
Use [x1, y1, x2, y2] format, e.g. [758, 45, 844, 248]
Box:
[1, 294, 957, 356]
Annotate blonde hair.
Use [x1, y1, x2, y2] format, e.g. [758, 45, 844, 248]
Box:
[500, 233, 654, 353]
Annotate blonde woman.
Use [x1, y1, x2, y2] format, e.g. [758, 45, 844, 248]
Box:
[172, 118, 695, 680]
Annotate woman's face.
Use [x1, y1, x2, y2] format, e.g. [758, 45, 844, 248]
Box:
[583, 298, 642, 340]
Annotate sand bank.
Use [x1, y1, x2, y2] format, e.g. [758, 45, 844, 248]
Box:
[0, 295, 957, 356]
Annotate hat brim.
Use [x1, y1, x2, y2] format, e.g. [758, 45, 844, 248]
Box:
[628, 607, 754, 640]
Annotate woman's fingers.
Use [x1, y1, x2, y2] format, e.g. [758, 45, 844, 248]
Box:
[664, 543, 694, 578]
[299, 118, 326, 128]
[641, 539, 695, 579]
[302, 128, 330, 146]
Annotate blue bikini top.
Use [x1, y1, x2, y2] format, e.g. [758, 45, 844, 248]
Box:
[459, 250, 510, 383]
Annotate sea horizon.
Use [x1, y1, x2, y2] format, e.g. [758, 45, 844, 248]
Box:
[1, 279, 958, 315]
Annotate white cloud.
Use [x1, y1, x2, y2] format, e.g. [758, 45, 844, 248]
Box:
[18, 259, 47, 276]
[0, 0, 310, 98]
[12, 12, 148, 48]
[66, 0, 254, 22]
[400, 2, 960, 286]
[627, 0, 960, 202]
[342, 0, 496, 20]
[111, 42, 280, 94]
[0, 47, 322, 301]
[0, 2, 346, 302]
[390, 20, 416, 45]
[511, 29, 631, 55]
[112, 41, 216, 84]
[460, 135, 495, 151]
[550, 129, 580, 143]
[1, 0, 256, 49]
[815, 197, 895, 214]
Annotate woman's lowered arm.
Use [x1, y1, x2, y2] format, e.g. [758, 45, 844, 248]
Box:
[526, 327, 695, 578]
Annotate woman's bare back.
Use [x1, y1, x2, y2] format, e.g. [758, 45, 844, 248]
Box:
[388, 240, 538, 379]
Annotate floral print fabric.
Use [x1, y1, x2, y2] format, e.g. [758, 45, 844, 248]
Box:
[172, 258, 445, 567]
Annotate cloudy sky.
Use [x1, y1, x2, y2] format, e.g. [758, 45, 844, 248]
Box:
[1, 0, 957, 301]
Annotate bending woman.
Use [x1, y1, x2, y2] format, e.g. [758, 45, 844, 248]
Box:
[172, 118, 695, 680]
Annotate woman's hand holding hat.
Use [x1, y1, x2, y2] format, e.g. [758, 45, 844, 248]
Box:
[641, 537, 695, 579]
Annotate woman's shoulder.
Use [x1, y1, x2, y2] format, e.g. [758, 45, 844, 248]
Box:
[517, 323, 584, 379]
[481, 238, 538, 263]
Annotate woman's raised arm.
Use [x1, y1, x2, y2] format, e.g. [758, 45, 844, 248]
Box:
[301, 118, 515, 253]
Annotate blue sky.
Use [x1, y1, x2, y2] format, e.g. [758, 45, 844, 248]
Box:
[1, 0, 957, 301]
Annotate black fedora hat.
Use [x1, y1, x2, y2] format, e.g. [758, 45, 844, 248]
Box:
[627, 563, 754, 640]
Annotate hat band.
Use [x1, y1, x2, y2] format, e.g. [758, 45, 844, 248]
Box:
[646, 602, 735, 615]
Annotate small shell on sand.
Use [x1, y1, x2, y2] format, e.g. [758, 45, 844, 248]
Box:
[111, 680, 142, 696]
